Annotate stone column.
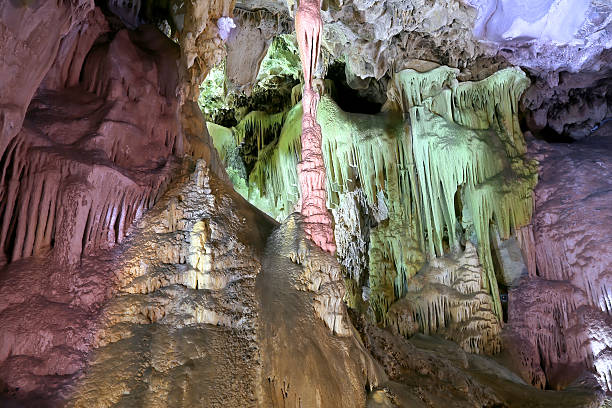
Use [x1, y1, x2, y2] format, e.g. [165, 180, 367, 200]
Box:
[295, 0, 336, 254]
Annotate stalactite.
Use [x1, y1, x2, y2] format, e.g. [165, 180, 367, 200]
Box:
[295, 0, 336, 254]
[399, 68, 537, 320]
[242, 66, 535, 333]
[0, 22, 181, 268]
[233, 109, 288, 151]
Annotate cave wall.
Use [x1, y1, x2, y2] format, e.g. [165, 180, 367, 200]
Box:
[1, 0, 611, 404]
[0, 0, 94, 161]
[0, 1, 233, 401]
[505, 136, 612, 391]
[0, 7, 181, 267]
[0, 0, 237, 267]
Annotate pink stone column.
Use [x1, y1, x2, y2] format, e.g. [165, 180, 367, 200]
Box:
[295, 0, 336, 254]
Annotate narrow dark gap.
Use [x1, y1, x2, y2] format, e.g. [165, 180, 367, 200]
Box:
[536, 339, 551, 390]
[519, 113, 576, 144]
[113, 204, 122, 243]
[81, 207, 93, 255]
[490, 228, 509, 323]
[4, 207, 17, 262]
[453, 187, 466, 251]
[536, 126, 576, 144]
[4, 167, 25, 261]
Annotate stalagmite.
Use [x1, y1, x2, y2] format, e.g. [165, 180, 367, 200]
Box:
[295, 0, 336, 254]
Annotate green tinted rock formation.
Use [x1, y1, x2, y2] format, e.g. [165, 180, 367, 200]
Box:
[223, 66, 536, 338]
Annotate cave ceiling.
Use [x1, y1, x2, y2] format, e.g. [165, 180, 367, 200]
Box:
[226, 0, 611, 141]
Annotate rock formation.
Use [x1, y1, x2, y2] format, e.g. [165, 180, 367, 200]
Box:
[240, 65, 535, 336]
[0, 1, 226, 403]
[295, 0, 336, 253]
[505, 135, 612, 391]
[0, 22, 180, 269]
[1, 0, 611, 406]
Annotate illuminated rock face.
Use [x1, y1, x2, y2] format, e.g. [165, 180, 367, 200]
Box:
[48, 160, 380, 407]
[244, 67, 535, 353]
[0, 4, 226, 401]
[65, 161, 272, 407]
[506, 137, 612, 391]
[386, 242, 502, 355]
[295, 0, 336, 254]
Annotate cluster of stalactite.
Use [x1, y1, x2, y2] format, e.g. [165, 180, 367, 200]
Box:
[0, 10, 182, 267]
[209, 66, 537, 354]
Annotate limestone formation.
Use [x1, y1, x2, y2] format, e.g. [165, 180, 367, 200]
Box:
[295, 0, 336, 253]
[386, 242, 502, 355]
[243, 66, 535, 335]
[67, 160, 272, 407]
[1, 0, 612, 406]
[506, 136, 612, 391]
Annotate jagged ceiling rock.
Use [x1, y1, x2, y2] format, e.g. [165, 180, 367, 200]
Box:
[462, 0, 612, 140]
[522, 56, 612, 140]
[41, 7, 110, 90]
[103, 0, 236, 101]
[466, 0, 612, 73]
[237, 0, 290, 14]
[176, 0, 235, 101]
[320, 0, 488, 82]
[232, 0, 610, 141]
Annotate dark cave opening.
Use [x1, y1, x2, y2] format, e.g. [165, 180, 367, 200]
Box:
[326, 62, 384, 115]
[536, 126, 576, 144]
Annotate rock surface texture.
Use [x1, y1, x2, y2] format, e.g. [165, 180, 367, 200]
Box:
[506, 136, 612, 391]
[67, 160, 274, 407]
[0, 2, 225, 404]
[0, 8, 182, 267]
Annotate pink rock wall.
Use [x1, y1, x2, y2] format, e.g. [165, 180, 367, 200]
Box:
[507, 137, 612, 391]
[0, 6, 185, 401]
[0, 0, 94, 165]
[0, 10, 182, 267]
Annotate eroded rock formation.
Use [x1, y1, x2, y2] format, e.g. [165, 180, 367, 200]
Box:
[1, 0, 611, 406]
[0, 16, 181, 267]
[505, 136, 612, 391]
[0, 2, 227, 403]
[240, 66, 535, 342]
